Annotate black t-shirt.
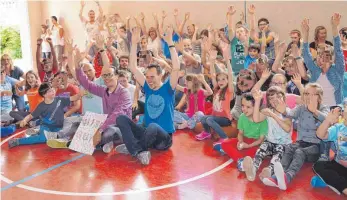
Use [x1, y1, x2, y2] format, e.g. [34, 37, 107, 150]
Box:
[309, 41, 334, 50]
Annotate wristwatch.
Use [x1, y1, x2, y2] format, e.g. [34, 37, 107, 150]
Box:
[294, 56, 302, 60]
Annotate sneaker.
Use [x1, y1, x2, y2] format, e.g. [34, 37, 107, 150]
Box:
[213, 143, 225, 155]
[136, 151, 151, 165]
[177, 121, 188, 130]
[244, 156, 256, 181]
[237, 158, 245, 172]
[310, 175, 327, 188]
[195, 131, 211, 141]
[8, 138, 19, 148]
[47, 139, 69, 148]
[259, 167, 272, 180]
[274, 161, 288, 190]
[115, 144, 130, 154]
[26, 128, 39, 136]
[262, 176, 278, 187]
[317, 154, 329, 162]
[102, 141, 114, 153]
[44, 130, 58, 140]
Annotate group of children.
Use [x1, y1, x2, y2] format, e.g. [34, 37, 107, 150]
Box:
[1, 1, 347, 196]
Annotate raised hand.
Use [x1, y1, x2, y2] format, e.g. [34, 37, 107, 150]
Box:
[197, 74, 206, 83]
[95, 34, 105, 49]
[65, 39, 75, 54]
[139, 12, 145, 20]
[162, 10, 167, 19]
[74, 48, 84, 68]
[301, 18, 310, 35]
[163, 25, 174, 44]
[248, 4, 256, 15]
[184, 12, 190, 21]
[173, 9, 178, 17]
[227, 5, 236, 16]
[331, 13, 341, 27]
[274, 98, 286, 114]
[326, 108, 340, 124]
[174, 40, 184, 53]
[271, 32, 280, 44]
[80, 0, 85, 7]
[252, 89, 263, 102]
[261, 67, 271, 80]
[291, 73, 302, 87]
[131, 26, 141, 44]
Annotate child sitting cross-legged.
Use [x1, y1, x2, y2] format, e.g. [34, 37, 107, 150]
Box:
[174, 74, 213, 130]
[8, 83, 82, 148]
[242, 87, 292, 181]
[214, 93, 268, 170]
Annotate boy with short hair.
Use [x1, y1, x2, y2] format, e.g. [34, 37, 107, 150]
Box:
[8, 83, 81, 148]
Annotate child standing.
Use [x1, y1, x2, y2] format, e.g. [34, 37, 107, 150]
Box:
[243, 87, 292, 181]
[8, 83, 81, 148]
[195, 50, 234, 142]
[263, 83, 329, 190]
[313, 106, 347, 196]
[174, 74, 213, 130]
[216, 93, 267, 170]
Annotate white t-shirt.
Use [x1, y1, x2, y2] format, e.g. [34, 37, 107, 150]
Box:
[41, 34, 51, 53]
[147, 37, 161, 54]
[84, 21, 100, 42]
[51, 25, 64, 46]
[127, 84, 136, 103]
[266, 112, 292, 145]
[317, 74, 336, 107]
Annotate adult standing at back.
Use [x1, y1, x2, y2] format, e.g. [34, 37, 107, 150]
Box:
[50, 16, 64, 70]
[79, 0, 103, 46]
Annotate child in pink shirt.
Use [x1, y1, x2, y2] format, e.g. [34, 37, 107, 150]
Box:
[174, 74, 213, 129]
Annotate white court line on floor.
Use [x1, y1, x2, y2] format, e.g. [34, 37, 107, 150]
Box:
[1, 131, 233, 196]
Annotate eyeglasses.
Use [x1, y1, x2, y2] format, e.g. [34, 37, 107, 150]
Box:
[101, 73, 114, 79]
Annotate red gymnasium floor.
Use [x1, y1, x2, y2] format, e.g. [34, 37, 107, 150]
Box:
[0, 129, 345, 200]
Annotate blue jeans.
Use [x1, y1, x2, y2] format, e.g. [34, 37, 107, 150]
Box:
[174, 110, 204, 129]
[116, 115, 172, 156]
[18, 125, 62, 145]
[200, 115, 231, 139]
[13, 95, 25, 112]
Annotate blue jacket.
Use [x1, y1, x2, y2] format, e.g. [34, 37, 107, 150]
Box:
[303, 36, 345, 104]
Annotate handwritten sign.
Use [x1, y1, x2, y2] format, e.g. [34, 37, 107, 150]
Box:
[69, 112, 108, 155]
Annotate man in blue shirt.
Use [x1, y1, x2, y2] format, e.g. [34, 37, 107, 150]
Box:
[115, 26, 180, 165]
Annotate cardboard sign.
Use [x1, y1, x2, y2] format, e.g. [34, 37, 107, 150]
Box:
[69, 112, 108, 155]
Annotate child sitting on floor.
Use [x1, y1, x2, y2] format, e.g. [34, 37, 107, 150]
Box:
[195, 50, 234, 143]
[312, 103, 347, 196]
[215, 93, 268, 170]
[8, 83, 82, 148]
[174, 74, 213, 130]
[242, 87, 292, 181]
[263, 83, 329, 190]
